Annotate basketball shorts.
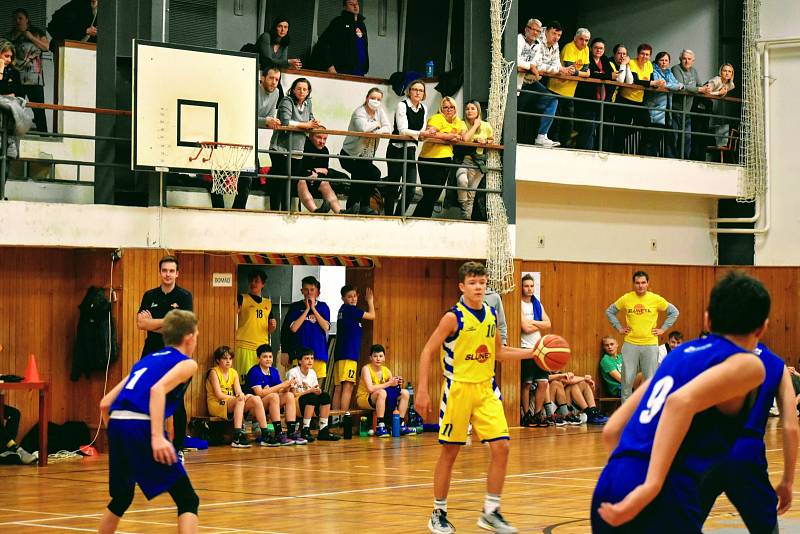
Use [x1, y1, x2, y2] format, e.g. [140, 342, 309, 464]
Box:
[438, 378, 509, 444]
[299, 391, 332, 414]
[699, 455, 777, 533]
[312, 360, 327, 379]
[521, 358, 549, 383]
[591, 456, 702, 533]
[234, 346, 258, 382]
[334, 360, 358, 384]
[108, 419, 187, 500]
[206, 398, 230, 419]
[356, 394, 374, 410]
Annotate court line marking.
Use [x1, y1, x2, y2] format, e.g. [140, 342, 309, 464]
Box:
[2, 522, 136, 533]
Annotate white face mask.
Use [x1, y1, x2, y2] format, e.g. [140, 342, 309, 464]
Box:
[367, 98, 381, 111]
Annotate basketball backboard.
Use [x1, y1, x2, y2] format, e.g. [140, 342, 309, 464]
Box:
[132, 40, 257, 173]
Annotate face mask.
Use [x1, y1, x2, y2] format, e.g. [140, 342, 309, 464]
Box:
[367, 98, 381, 111]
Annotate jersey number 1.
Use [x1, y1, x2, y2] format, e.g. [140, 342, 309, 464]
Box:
[638, 376, 675, 424]
[125, 367, 148, 390]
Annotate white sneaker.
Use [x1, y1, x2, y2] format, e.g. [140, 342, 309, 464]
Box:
[534, 134, 560, 148]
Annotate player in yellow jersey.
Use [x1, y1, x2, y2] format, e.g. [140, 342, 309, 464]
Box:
[234, 270, 277, 380]
[417, 261, 536, 534]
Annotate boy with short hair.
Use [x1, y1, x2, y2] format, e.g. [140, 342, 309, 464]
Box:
[332, 285, 375, 415]
[98, 310, 201, 533]
[234, 269, 277, 380]
[286, 348, 341, 442]
[356, 343, 414, 437]
[416, 261, 537, 534]
[285, 277, 331, 385]
[246, 344, 305, 446]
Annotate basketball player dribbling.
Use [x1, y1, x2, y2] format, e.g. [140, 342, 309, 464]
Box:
[416, 261, 537, 534]
[592, 271, 773, 533]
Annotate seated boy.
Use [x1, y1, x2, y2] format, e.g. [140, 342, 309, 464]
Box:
[332, 285, 375, 418]
[286, 348, 341, 442]
[355, 344, 414, 437]
[246, 343, 305, 446]
[205, 345, 271, 448]
[559, 372, 609, 424]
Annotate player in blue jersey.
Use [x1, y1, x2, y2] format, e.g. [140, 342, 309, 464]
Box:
[699, 342, 797, 533]
[592, 271, 772, 533]
[98, 310, 200, 534]
[332, 285, 375, 416]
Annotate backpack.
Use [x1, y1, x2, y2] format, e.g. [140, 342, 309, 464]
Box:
[71, 286, 119, 380]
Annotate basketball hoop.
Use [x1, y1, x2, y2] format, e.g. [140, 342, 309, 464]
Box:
[189, 141, 253, 195]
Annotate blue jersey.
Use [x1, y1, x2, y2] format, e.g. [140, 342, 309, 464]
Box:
[285, 299, 330, 362]
[246, 364, 282, 394]
[612, 334, 753, 477]
[334, 303, 365, 361]
[727, 343, 784, 466]
[109, 347, 190, 418]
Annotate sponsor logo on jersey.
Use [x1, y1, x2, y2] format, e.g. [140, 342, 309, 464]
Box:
[465, 344, 491, 363]
[683, 343, 712, 353]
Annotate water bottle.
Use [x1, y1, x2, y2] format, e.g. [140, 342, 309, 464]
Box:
[343, 411, 353, 439]
[392, 409, 401, 437]
[425, 61, 434, 78]
[359, 416, 369, 437]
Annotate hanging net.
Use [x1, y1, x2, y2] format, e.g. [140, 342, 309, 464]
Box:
[739, 0, 767, 202]
[191, 142, 253, 195]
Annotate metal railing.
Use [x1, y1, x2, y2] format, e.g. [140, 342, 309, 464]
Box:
[517, 72, 742, 161]
[0, 102, 503, 222]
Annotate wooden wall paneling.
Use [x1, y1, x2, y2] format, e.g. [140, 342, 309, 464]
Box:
[496, 258, 523, 425]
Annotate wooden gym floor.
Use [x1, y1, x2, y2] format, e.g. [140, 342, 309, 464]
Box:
[1, 419, 799, 533]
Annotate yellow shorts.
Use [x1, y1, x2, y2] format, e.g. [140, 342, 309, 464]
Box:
[334, 360, 358, 384]
[356, 395, 373, 411]
[207, 398, 230, 419]
[234, 346, 258, 382]
[312, 360, 327, 379]
[438, 378, 509, 444]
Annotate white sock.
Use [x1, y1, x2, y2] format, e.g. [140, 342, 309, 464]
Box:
[319, 417, 329, 430]
[434, 498, 447, 512]
[303, 418, 311, 428]
[377, 421, 386, 428]
[484, 493, 500, 515]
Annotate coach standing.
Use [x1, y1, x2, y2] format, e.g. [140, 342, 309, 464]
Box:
[137, 255, 193, 451]
[605, 270, 678, 401]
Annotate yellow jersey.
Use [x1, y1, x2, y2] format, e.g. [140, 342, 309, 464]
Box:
[356, 364, 392, 406]
[620, 60, 653, 103]
[614, 291, 669, 345]
[235, 294, 272, 350]
[548, 41, 590, 97]
[206, 365, 235, 406]
[442, 300, 497, 383]
[419, 113, 467, 159]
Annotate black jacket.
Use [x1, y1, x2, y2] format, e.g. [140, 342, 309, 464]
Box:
[575, 55, 617, 102]
[311, 11, 369, 75]
[71, 286, 118, 380]
[47, 0, 97, 47]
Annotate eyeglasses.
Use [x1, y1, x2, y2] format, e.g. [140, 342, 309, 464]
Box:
[410, 88, 424, 92]
[442, 106, 455, 110]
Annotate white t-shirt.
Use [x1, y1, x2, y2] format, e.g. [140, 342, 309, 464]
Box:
[286, 366, 318, 393]
[657, 343, 669, 364]
[520, 299, 541, 349]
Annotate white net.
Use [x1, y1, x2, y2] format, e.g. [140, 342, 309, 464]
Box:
[739, 0, 767, 202]
[485, 0, 516, 294]
[204, 142, 253, 195]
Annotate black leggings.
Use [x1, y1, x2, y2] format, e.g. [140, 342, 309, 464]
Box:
[339, 150, 380, 209]
[413, 157, 452, 218]
[266, 154, 300, 211]
[383, 144, 418, 215]
[23, 85, 47, 132]
[1, 405, 21, 446]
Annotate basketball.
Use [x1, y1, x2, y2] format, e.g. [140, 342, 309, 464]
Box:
[532, 334, 571, 371]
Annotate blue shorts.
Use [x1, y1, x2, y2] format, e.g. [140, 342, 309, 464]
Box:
[699, 457, 777, 534]
[592, 456, 702, 534]
[108, 419, 187, 500]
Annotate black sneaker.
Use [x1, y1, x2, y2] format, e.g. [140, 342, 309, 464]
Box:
[301, 427, 316, 443]
[315, 200, 331, 214]
[550, 413, 566, 427]
[532, 411, 549, 428]
[317, 427, 341, 441]
[231, 433, 252, 448]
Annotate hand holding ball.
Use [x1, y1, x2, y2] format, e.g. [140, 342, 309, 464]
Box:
[532, 334, 571, 371]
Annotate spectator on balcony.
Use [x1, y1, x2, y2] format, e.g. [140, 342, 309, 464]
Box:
[383, 79, 428, 216]
[574, 37, 616, 150]
[413, 96, 466, 218]
[530, 20, 572, 147]
[340, 87, 391, 215]
[311, 0, 369, 76]
[268, 77, 320, 212]
[548, 28, 591, 147]
[256, 16, 301, 70]
[7, 9, 49, 132]
[516, 19, 557, 146]
[47, 0, 97, 51]
[455, 100, 493, 220]
[645, 51, 684, 158]
[703, 63, 736, 148]
[613, 43, 665, 154]
[670, 50, 708, 158]
[0, 41, 23, 97]
[298, 131, 344, 214]
[604, 44, 634, 151]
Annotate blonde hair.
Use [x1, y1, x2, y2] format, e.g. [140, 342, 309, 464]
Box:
[162, 310, 198, 346]
[464, 100, 483, 127]
[0, 40, 16, 68]
[719, 63, 735, 80]
[438, 96, 458, 116]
